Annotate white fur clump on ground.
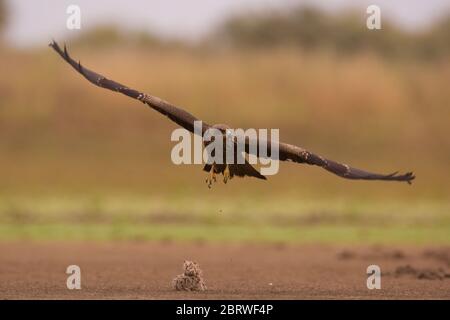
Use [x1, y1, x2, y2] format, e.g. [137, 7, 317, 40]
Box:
[172, 260, 207, 291]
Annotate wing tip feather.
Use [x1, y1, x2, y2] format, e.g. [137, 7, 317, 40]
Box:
[390, 171, 415, 184]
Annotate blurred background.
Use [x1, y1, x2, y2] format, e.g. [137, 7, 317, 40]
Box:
[0, 0, 449, 244]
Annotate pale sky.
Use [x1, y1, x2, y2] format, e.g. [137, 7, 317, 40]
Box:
[4, 0, 450, 47]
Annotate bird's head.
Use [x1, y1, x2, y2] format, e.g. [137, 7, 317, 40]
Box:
[213, 124, 235, 142]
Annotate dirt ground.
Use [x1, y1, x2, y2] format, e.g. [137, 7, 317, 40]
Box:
[0, 242, 449, 299]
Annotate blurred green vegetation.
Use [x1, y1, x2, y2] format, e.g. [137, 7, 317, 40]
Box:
[0, 6, 449, 243]
[1, 224, 449, 245]
[216, 6, 450, 61]
[28, 6, 450, 61]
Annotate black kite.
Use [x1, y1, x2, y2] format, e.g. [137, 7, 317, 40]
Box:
[49, 41, 415, 187]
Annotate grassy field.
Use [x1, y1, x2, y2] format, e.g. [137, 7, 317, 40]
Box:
[0, 46, 449, 244]
[0, 195, 448, 244]
[1, 224, 449, 244]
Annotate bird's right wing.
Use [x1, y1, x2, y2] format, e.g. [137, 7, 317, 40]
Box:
[243, 136, 415, 183]
[49, 40, 211, 135]
[277, 141, 415, 183]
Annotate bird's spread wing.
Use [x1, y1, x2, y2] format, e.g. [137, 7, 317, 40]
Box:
[49, 40, 211, 135]
[50, 41, 415, 184]
[243, 137, 415, 183]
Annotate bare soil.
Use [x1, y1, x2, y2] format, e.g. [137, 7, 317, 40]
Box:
[0, 242, 449, 299]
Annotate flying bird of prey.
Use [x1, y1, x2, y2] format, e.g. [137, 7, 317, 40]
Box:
[49, 41, 415, 187]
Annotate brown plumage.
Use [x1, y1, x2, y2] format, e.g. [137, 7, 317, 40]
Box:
[49, 41, 415, 187]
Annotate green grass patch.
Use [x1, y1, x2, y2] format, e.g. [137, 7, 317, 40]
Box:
[0, 195, 449, 227]
[0, 223, 449, 245]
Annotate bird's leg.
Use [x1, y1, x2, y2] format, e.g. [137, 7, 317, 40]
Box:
[223, 164, 231, 184]
[205, 165, 216, 188]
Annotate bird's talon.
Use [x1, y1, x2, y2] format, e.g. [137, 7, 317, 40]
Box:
[223, 165, 230, 184]
[206, 166, 216, 188]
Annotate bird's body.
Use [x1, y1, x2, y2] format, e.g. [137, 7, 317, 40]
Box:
[49, 41, 415, 187]
[202, 124, 266, 187]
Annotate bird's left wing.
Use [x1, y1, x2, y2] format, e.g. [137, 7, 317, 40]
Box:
[49, 40, 211, 135]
